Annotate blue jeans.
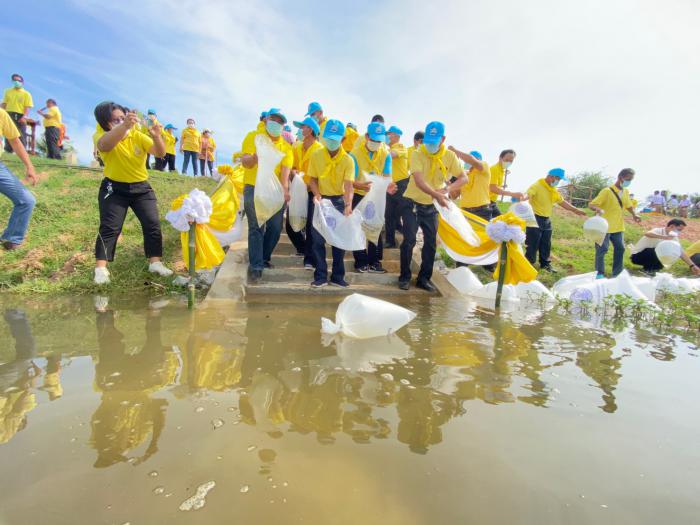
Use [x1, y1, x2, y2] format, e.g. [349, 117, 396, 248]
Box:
[595, 232, 625, 276]
[0, 160, 36, 244]
[182, 150, 198, 176]
[243, 184, 284, 271]
[312, 195, 346, 283]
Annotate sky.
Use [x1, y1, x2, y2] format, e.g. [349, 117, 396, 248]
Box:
[1, 0, 699, 199]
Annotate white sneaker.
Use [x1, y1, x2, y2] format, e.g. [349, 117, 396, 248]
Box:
[94, 267, 110, 285]
[149, 261, 173, 277]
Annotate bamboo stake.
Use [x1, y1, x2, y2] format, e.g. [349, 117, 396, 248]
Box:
[187, 222, 196, 309]
[494, 242, 508, 309]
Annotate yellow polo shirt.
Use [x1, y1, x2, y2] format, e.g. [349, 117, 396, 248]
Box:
[351, 140, 390, 196]
[308, 147, 354, 196]
[589, 185, 633, 233]
[319, 117, 328, 138]
[390, 142, 409, 182]
[42, 106, 62, 128]
[93, 127, 153, 183]
[527, 178, 564, 217]
[293, 139, 323, 185]
[2, 88, 33, 114]
[459, 161, 491, 209]
[489, 162, 506, 202]
[0, 108, 20, 142]
[342, 126, 359, 152]
[404, 145, 463, 205]
[180, 127, 201, 152]
[407, 145, 417, 169]
[241, 129, 293, 186]
[687, 240, 700, 257]
[162, 130, 177, 155]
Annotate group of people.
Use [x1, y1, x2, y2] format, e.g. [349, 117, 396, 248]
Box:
[648, 190, 696, 218]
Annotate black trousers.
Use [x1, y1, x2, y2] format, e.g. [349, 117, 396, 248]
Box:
[4, 112, 26, 152]
[199, 159, 214, 177]
[352, 192, 383, 268]
[525, 214, 553, 267]
[630, 248, 664, 272]
[95, 178, 163, 261]
[488, 201, 501, 218]
[692, 254, 700, 267]
[400, 200, 438, 283]
[386, 178, 409, 245]
[45, 126, 61, 159]
[462, 204, 492, 221]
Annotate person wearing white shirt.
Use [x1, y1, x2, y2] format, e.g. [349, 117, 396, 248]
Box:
[630, 219, 699, 276]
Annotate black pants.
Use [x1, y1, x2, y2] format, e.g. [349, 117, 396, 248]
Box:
[161, 153, 176, 172]
[312, 195, 346, 282]
[45, 126, 61, 159]
[352, 192, 382, 268]
[400, 200, 438, 283]
[525, 214, 553, 267]
[462, 204, 492, 221]
[692, 254, 700, 267]
[199, 159, 214, 177]
[4, 112, 26, 152]
[386, 178, 409, 245]
[630, 248, 663, 272]
[488, 201, 501, 218]
[145, 154, 151, 170]
[95, 178, 163, 261]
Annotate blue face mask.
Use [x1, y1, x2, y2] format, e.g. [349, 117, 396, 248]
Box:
[621, 180, 631, 188]
[323, 138, 341, 152]
[424, 142, 440, 154]
[266, 120, 283, 137]
[463, 162, 472, 171]
[12, 80, 22, 88]
[549, 178, 560, 187]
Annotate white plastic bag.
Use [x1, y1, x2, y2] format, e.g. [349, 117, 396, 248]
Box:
[630, 276, 657, 302]
[653, 273, 699, 294]
[434, 199, 481, 247]
[509, 201, 538, 227]
[583, 216, 608, 245]
[514, 280, 555, 302]
[569, 271, 650, 305]
[321, 293, 416, 339]
[210, 210, 244, 246]
[253, 134, 285, 227]
[354, 174, 392, 244]
[551, 272, 598, 296]
[288, 174, 308, 232]
[446, 267, 483, 295]
[469, 282, 519, 302]
[655, 240, 681, 267]
[312, 199, 366, 251]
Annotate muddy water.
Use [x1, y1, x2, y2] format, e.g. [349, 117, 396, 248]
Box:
[0, 294, 698, 525]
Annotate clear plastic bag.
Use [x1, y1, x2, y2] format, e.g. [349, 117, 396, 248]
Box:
[288, 174, 308, 232]
[655, 240, 681, 267]
[253, 134, 285, 227]
[509, 201, 538, 227]
[434, 199, 481, 247]
[469, 282, 519, 302]
[445, 267, 483, 295]
[514, 280, 555, 302]
[583, 216, 608, 245]
[354, 174, 392, 244]
[312, 199, 366, 251]
[321, 293, 417, 339]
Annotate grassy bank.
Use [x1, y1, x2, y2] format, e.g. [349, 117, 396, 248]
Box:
[0, 155, 216, 295]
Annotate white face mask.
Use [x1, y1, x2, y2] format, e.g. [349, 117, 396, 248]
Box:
[502, 161, 512, 169]
[366, 140, 380, 152]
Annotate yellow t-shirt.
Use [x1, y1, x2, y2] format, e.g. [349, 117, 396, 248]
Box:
[351, 140, 390, 196]
[93, 127, 153, 183]
[527, 178, 564, 217]
[0, 108, 20, 141]
[308, 147, 355, 196]
[390, 143, 409, 182]
[180, 127, 201, 152]
[319, 117, 328, 138]
[589, 185, 633, 233]
[42, 106, 62, 128]
[404, 145, 463, 205]
[162, 130, 177, 155]
[2, 88, 33, 114]
[342, 126, 359, 152]
[200, 136, 216, 161]
[241, 129, 294, 186]
[459, 161, 491, 209]
[489, 162, 506, 202]
[686, 240, 700, 257]
[293, 139, 323, 185]
[407, 145, 417, 169]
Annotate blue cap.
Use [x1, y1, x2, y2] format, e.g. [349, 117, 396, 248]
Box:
[260, 110, 268, 119]
[147, 108, 157, 115]
[306, 102, 323, 116]
[292, 117, 320, 136]
[323, 119, 345, 141]
[470, 150, 482, 161]
[367, 122, 386, 142]
[386, 126, 403, 136]
[423, 121, 445, 145]
[164, 123, 177, 130]
[283, 124, 291, 132]
[548, 167, 567, 180]
[266, 108, 287, 124]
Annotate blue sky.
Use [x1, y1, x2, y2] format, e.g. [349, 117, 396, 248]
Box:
[2, 0, 699, 198]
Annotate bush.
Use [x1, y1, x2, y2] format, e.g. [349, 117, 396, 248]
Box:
[563, 171, 612, 207]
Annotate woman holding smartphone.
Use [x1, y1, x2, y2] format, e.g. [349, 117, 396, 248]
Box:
[92, 101, 173, 285]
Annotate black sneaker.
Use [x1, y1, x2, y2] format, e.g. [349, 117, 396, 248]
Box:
[356, 265, 369, 273]
[249, 270, 262, 283]
[264, 261, 274, 269]
[311, 279, 328, 288]
[540, 265, 558, 273]
[640, 269, 656, 277]
[416, 279, 436, 292]
[330, 279, 350, 288]
[368, 264, 387, 274]
[398, 280, 410, 291]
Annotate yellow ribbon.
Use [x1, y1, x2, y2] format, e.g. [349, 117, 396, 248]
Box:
[320, 147, 349, 182]
[420, 143, 448, 180]
[170, 194, 226, 271]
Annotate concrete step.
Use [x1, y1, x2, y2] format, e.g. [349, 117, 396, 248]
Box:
[244, 280, 428, 296]
[260, 267, 400, 285]
[269, 255, 400, 273]
[274, 238, 401, 261]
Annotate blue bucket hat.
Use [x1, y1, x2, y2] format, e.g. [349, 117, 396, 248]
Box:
[386, 126, 403, 136]
[292, 116, 321, 136]
[548, 167, 567, 180]
[306, 101, 323, 116]
[323, 119, 345, 141]
[164, 123, 177, 130]
[469, 150, 482, 161]
[266, 108, 287, 124]
[367, 122, 386, 142]
[423, 121, 445, 145]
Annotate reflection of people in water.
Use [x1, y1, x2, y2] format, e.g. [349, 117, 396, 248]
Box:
[396, 387, 457, 454]
[40, 354, 63, 401]
[90, 310, 177, 468]
[0, 309, 40, 445]
[576, 347, 621, 413]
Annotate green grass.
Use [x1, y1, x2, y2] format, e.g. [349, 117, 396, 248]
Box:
[0, 155, 216, 295]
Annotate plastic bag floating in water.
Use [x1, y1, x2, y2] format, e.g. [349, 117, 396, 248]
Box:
[321, 294, 416, 339]
[446, 267, 483, 295]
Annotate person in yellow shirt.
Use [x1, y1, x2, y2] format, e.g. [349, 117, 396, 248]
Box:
[525, 168, 585, 272]
[306, 101, 328, 138]
[180, 117, 201, 176]
[156, 123, 178, 172]
[308, 119, 355, 288]
[385, 126, 408, 248]
[0, 107, 38, 250]
[342, 122, 359, 152]
[407, 130, 424, 168]
[589, 168, 641, 278]
[1, 74, 33, 152]
[92, 101, 171, 285]
[240, 108, 294, 282]
[400, 121, 467, 291]
[199, 129, 216, 177]
[289, 116, 322, 266]
[686, 240, 700, 269]
[37, 99, 62, 159]
[448, 147, 492, 220]
[488, 149, 526, 217]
